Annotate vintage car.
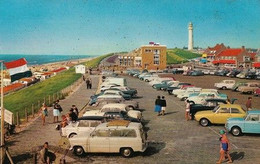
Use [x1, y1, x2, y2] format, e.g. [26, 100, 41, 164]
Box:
[237, 82, 260, 94]
[171, 85, 195, 96]
[104, 111, 143, 124]
[152, 80, 175, 90]
[176, 87, 202, 100]
[143, 74, 159, 82]
[61, 116, 105, 138]
[101, 86, 137, 97]
[90, 98, 139, 110]
[214, 80, 236, 90]
[190, 98, 231, 119]
[187, 91, 227, 104]
[166, 82, 192, 94]
[225, 111, 260, 136]
[195, 104, 246, 127]
[69, 120, 147, 157]
[100, 90, 132, 100]
[83, 103, 142, 120]
[231, 82, 247, 91]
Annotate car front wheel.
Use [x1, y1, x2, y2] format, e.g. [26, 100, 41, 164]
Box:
[199, 118, 210, 127]
[74, 146, 85, 156]
[120, 147, 133, 158]
[231, 127, 242, 136]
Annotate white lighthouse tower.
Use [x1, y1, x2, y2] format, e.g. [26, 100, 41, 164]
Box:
[188, 22, 193, 51]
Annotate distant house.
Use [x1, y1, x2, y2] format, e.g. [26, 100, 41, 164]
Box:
[40, 72, 54, 81]
[212, 46, 251, 68]
[1, 83, 25, 95]
[252, 50, 260, 69]
[3, 78, 11, 87]
[18, 77, 38, 86]
[51, 67, 67, 75]
[203, 43, 227, 62]
[75, 65, 86, 74]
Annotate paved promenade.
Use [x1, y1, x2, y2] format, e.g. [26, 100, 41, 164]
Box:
[7, 75, 99, 163]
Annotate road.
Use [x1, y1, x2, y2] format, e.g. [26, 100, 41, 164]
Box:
[63, 75, 260, 164]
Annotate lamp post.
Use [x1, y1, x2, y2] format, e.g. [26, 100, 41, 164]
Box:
[0, 60, 4, 163]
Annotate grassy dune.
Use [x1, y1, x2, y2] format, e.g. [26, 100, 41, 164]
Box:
[167, 48, 201, 64]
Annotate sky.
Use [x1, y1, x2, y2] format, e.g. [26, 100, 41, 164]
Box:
[0, 0, 259, 55]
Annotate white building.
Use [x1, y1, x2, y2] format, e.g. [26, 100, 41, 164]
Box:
[75, 65, 86, 74]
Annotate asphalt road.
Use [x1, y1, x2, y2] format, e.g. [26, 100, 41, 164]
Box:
[65, 75, 260, 164]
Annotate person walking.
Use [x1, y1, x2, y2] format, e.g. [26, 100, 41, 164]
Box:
[89, 78, 92, 89]
[246, 97, 252, 111]
[185, 100, 191, 121]
[69, 108, 78, 122]
[86, 78, 90, 89]
[216, 130, 233, 164]
[41, 103, 48, 126]
[154, 96, 162, 116]
[161, 96, 167, 116]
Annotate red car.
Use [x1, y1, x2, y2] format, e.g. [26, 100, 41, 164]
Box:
[254, 88, 260, 96]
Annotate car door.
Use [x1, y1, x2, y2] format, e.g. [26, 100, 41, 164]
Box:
[213, 108, 231, 124]
[89, 129, 110, 152]
[244, 114, 260, 133]
[77, 120, 90, 134]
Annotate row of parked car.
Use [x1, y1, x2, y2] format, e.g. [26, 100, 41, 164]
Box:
[62, 75, 147, 157]
[214, 79, 260, 96]
[127, 69, 260, 137]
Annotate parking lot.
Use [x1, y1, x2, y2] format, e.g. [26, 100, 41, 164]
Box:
[67, 75, 260, 164]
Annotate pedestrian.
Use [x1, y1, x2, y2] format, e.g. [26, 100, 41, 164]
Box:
[161, 96, 167, 116]
[86, 78, 90, 89]
[71, 105, 79, 116]
[216, 130, 233, 164]
[154, 96, 162, 116]
[246, 97, 252, 111]
[69, 108, 78, 122]
[82, 75, 85, 81]
[41, 103, 48, 126]
[185, 100, 191, 121]
[53, 100, 62, 123]
[89, 78, 92, 89]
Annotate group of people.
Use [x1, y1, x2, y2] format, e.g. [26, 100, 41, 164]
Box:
[154, 96, 167, 116]
[40, 100, 79, 126]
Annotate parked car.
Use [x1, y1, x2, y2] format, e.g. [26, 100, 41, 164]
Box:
[245, 72, 257, 79]
[61, 116, 105, 138]
[102, 86, 137, 97]
[83, 103, 142, 120]
[254, 88, 260, 96]
[237, 82, 260, 94]
[172, 85, 196, 96]
[101, 90, 132, 100]
[104, 111, 143, 124]
[228, 69, 241, 78]
[195, 104, 247, 127]
[176, 87, 202, 100]
[190, 99, 230, 119]
[166, 82, 192, 94]
[214, 80, 236, 90]
[152, 80, 174, 90]
[190, 70, 204, 76]
[69, 120, 147, 157]
[232, 82, 247, 91]
[90, 98, 139, 110]
[187, 91, 227, 104]
[89, 95, 123, 106]
[225, 111, 260, 136]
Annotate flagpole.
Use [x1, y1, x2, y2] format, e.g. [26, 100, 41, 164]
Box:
[0, 60, 5, 163]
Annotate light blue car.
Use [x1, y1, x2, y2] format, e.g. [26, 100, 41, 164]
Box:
[225, 111, 260, 136]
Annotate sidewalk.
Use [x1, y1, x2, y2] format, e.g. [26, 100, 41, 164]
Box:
[6, 75, 100, 163]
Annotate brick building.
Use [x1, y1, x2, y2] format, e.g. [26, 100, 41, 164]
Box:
[118, 42, 167, 70]
[203, 43, 227, 62]
[212, 46, 251, 68]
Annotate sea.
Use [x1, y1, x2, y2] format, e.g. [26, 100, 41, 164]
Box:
[0, 54, 93, 66]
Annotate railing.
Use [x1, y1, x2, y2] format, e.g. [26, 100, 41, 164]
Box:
[13, 77, 84, 126]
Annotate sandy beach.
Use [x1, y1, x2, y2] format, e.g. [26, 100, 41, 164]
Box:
[29, 57, 94, 73]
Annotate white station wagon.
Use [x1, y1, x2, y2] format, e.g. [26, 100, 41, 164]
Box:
[69, 120, 148, 157]
[83, 103, 142, 120]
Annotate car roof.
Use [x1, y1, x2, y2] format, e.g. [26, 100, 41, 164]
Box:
[248, 111, 260, 114]
[77, 116, 104, 121]
[219, 104, 242, 108]
[97, 120, 141, 129]
[102, 103, 127, 108]
[205, 98, 227, 102]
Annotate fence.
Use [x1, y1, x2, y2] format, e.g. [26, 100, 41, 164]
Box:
[13, 77, 84, 126]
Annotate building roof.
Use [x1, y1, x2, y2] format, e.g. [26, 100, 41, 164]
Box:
[218, 48, 243, 56]
[253, 62, 260, 68]
[1, 83, 25, 94]
[52, 67, 66, 73]
[212, 60, 236, 64]
[204, 43, 226, 56]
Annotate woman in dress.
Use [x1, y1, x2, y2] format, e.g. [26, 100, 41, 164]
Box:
[154, 96, 162, 116]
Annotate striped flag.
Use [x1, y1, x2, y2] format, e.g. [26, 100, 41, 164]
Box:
[4, 58, 32, 82]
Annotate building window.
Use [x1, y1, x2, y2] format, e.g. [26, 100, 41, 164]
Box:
[154, 54, 160, 65]
[145, 49, 152, 53]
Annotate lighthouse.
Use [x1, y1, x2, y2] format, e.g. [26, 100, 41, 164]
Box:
[188, 22, 193, 51]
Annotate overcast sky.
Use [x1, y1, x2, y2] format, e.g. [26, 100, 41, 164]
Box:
[0, 0, 259, 55]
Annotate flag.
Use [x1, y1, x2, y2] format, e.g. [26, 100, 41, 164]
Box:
[4, 58, 32, 82]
